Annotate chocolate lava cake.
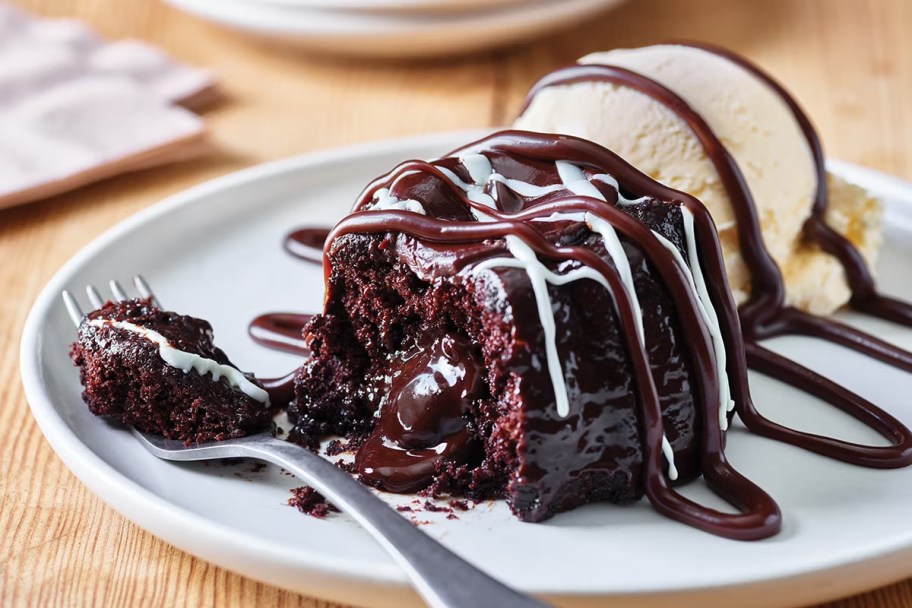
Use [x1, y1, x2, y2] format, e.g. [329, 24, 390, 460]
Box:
[290, 130, 781, 539]
[71, 298, 272, 443]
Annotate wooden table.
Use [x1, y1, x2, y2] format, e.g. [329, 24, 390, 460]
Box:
[3, 0, 911, 605]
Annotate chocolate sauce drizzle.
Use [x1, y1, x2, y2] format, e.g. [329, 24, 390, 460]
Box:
[249, 312, 312, 356]
[247, 313, 312, 404]
[260, 369, 298, 405]
[320, 131, 782, 540]
[254, 234, 326, 403]
[519, 45, 912, 469]
[285, 228, 330, 264]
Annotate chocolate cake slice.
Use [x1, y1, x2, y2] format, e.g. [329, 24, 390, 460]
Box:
[291, 130, 781, 539]
[71, 298, 272, 443]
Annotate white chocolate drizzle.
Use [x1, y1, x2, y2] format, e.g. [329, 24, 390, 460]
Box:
[372, 187, 427, 215]
[88, 318, 270, 404]
[460, 153, 493, 185]
[650, 209, 735, 429]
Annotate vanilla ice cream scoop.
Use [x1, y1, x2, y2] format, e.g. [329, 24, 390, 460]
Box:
[515, 44, 882, 315]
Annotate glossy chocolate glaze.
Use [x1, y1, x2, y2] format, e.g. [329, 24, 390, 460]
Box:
[249, 312, 312, 356]
[247, 313, 311, 406]
[285, 228, 330, 264]
[261, 369, 298, 405]
[318, 130, 781, 539]
[520, 51, 912, 470]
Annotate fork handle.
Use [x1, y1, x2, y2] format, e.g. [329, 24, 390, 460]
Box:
[227, 436, 547, 608]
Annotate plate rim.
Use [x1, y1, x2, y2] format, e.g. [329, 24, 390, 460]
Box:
[19, 129, 912, 602]
[232, 0, 534, 13]
[163, 0, 619, 37]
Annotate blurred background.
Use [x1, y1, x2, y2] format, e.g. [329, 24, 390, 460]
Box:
[3, 1, 912, 607]
[2, 0, 910, 221]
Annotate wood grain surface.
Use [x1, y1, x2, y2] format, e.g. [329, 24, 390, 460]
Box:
[3, 0, 912, 606]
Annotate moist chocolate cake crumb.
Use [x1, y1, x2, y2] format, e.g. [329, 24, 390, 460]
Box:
[336, 460, 357, 474]
[447, 514, 459, 521]
[422, 500, 451, 514]
[288, 486, 339, 518]
[396, 505, 414, 513]
[325, 439, 345, 456]
[448, 499, 470, 511]
[70, 298, 272, 444]
[420, 460, 504, 502]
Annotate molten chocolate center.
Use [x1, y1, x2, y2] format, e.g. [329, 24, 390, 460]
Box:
[356, 334, 484, 492]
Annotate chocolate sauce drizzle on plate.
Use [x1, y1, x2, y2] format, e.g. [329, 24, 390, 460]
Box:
[249, 312, 312, 356]
[520, 46, 912, 470]
[255, 231, 326, 401]
[260, 369, 298, 405]
[247, 313, 312, 404]
[285, 228, 330, 264]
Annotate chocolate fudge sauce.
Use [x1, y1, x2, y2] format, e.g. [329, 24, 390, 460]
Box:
[260, 369, 298, 405]
[285, 228, 330, 264]
[249, 312, 312, 356]
[247, 313, 312, 405]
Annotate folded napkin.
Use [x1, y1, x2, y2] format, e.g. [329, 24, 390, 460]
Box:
[0, 4, 218, 209]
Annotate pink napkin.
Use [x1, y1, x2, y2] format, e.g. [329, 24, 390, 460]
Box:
[0, 4, 219, 209]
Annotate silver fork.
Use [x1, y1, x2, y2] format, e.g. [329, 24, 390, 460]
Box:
[63, 276, 547, 608]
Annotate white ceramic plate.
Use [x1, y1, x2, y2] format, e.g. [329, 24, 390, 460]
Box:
[20, 130, 912, 608]
[162, 0, 626, 58]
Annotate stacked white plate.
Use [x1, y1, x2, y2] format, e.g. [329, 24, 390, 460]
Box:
[163, 0, 628, 59]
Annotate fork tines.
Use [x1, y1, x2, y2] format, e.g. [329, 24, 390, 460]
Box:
[61, 275, 160, 329]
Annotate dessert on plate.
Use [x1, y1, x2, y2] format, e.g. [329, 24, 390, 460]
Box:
[68, 43, 912, 541]
[286, 129, 781, 539]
